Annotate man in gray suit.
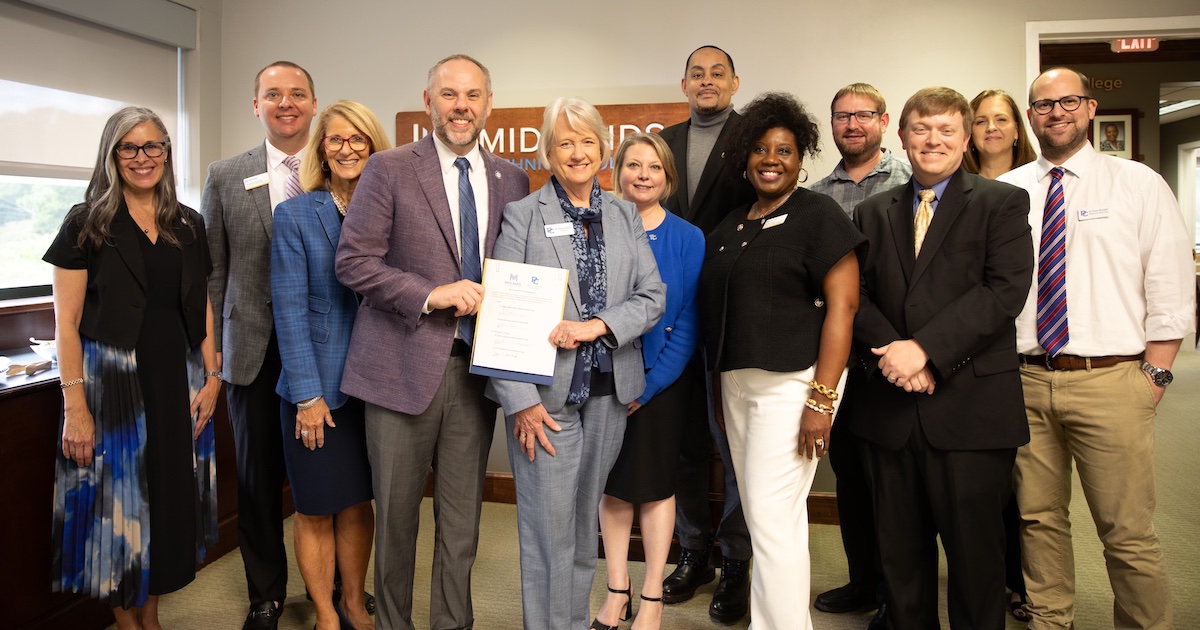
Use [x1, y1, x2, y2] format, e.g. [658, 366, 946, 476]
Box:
[202, 61, 316, 630]
[335, 55, 529, 630]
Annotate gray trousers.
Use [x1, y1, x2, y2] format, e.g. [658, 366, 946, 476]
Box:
[507, 394, 627, 630]
[365, 355, 494, 630]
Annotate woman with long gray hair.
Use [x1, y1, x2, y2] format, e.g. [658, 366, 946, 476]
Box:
[44, 106, 221, 629]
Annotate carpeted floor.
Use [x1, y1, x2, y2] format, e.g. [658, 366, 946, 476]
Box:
[121, 351, 1200, 629]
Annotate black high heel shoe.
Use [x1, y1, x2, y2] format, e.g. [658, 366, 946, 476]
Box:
[632, 594, 663, 630]
[589, 583, 632, 629]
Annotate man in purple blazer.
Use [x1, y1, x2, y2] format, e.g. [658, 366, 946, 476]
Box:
[335, 55, 529, 630]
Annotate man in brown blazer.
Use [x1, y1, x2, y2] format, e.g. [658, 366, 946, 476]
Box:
[335, 54, 528, 630]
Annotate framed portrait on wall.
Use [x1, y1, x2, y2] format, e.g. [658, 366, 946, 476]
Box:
[1091, 110, 1136, 160]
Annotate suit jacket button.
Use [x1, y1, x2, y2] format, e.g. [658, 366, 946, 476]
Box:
[445, 319, 454, 326]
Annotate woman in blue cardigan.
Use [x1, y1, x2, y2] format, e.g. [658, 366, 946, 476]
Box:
[593, 133, 705, 630]
[271, 100, 391, 630]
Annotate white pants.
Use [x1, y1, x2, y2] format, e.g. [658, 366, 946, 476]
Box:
[722, 366, 848, 630]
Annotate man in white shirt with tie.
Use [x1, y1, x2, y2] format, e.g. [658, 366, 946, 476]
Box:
[999, 66, 1195, 630]
[202, 61, 316, 630]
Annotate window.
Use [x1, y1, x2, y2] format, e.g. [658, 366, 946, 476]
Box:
[0, 1, 181, 299]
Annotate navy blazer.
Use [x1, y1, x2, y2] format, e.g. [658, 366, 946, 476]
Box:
[271, 190, 359, 408]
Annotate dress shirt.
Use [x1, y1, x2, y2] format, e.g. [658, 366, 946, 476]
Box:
[264, 141, 307, 212]
[421, 136, 490, 333]
[999, 143, 1195, 356]
[911, 176, 951, 215]
[810, 148, 913, 218]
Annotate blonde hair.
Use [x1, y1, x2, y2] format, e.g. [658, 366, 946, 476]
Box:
[299, 100, 393, 191]
[612, 132, 678, 203]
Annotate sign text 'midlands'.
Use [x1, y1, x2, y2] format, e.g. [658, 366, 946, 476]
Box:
[396, 103, 691, 191]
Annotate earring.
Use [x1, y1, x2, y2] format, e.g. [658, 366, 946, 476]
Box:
[799, 167, 809, 184]
[742, 170, 747, 180]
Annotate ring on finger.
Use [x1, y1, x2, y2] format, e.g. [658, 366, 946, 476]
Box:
[815, 438, 825, 448]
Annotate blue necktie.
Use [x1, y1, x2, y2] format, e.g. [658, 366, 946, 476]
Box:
[1037, 167, 1069, 356]
[455, 157, 481, 345]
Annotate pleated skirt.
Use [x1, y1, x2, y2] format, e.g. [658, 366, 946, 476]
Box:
[50, 336, 217, 609]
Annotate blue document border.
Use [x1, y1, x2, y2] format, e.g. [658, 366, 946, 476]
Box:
[469, 364, 555, 386]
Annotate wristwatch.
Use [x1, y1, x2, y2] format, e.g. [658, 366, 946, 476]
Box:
[1140, 360, 1173, 387]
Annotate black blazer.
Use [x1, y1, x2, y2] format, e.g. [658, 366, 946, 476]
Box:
[659, 111, 756, 235]
[44, 202, 212, 349]
[850, 168, 1034, 451]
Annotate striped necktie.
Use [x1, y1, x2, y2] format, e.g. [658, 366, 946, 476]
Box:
[1037, 167, 1069, 356]
[283, 155, 303, 200]
[914, 188, 935, 256]
[455, 157, 481, 345]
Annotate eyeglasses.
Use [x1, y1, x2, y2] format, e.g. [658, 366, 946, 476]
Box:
[832, 111, 880, 125]
[1030, 95, 1089, 115]
[323, 135, 370, 152]
[115, 141, 168, 159]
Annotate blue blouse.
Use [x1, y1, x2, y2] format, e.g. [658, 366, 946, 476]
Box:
[639, 210, 705, 404]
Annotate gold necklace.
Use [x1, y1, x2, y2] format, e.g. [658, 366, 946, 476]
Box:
[747, 191, 793, 221]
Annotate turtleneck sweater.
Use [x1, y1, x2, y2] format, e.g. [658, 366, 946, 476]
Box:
[686, 105, 734, 204]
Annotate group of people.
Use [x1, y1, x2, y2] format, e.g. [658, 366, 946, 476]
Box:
[45, 44, 1191, 630]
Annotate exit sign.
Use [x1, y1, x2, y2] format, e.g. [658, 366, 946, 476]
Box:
[1111, 38, 1160, 52]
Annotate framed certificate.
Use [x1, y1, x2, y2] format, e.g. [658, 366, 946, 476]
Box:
[469, 258, 569, 385]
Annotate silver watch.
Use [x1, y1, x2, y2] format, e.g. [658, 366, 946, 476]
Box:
[1140, 360, 1173, 387]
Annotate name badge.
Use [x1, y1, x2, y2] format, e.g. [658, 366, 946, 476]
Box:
[763, 214, 789, 229]
[544, 222, 576, 238]
[1077, 208, 1109, 221]
[243, 173, 270, 190]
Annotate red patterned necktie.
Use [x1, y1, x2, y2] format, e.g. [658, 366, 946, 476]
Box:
[1036, 167, 1069, 356]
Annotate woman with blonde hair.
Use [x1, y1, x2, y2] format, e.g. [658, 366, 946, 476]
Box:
[593, 132, 704, 630]
[271, 99, 391, 630]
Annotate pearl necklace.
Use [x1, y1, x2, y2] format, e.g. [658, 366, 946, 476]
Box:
[330, 191, 348, 216]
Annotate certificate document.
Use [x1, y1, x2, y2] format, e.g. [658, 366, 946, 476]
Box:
[469, 258, 569, 385]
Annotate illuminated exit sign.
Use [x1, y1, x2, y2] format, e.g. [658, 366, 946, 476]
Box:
[1111, 38, 1160, 52]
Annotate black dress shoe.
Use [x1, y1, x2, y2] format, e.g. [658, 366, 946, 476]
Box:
[709, 557, 750, 623]
[814, 582, 876, 614]
[662, 547, 716, 604]
[243, 602, 282, 630]
[866, 603, 889, 629]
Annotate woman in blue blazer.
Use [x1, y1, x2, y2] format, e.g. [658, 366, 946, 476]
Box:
[271, 100, 391, 630]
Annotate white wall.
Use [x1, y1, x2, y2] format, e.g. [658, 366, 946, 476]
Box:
[203, 0, 1197, 186]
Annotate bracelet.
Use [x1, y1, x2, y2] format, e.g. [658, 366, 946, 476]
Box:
[296, 396, 322, 410]
[805, 398, 834, 415]
[205, 371, 222, 379]
[808, 379, 838, 401]
[60, 378, 84, 389]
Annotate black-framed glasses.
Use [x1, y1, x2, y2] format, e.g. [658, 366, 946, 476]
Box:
[832, 111, 880, 125]
[1030, 95, 1089, 115]
[323, 135, 369, 152]
[115, 141, 168, 159]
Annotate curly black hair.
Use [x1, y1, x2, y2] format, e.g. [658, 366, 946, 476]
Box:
[724, 92, 820, 177]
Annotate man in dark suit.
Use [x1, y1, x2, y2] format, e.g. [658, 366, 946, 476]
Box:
[851, 87, 1034, 630]
[202, 61, 316, 630]
[335, 55, 528, 630]
[657, 44, 756, 623]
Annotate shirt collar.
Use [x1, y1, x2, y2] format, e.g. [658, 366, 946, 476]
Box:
[264, 140, 305, 170]
[430, 133, 483, 175]
[830, 148, 901, 182]
[1035, 141, 1097, 183]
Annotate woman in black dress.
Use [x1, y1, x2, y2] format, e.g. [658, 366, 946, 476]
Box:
[46, 106, 221, 630]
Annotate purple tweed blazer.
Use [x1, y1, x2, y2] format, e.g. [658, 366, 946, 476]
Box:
[335, 135, 529, 414]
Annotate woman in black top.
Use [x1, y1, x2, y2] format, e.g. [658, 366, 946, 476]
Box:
[44, 106, 220, 630]
[699, 92, 865, 628]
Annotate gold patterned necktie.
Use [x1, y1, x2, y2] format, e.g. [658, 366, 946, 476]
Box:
[914, 188, 936, 256]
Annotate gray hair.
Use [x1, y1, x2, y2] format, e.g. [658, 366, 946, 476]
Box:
[426, 54, 492, 95]
[77, 106, 184, 249]
[537, 97, 611, 168]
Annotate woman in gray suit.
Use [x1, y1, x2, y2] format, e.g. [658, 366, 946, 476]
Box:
[488, 97, 665, 630]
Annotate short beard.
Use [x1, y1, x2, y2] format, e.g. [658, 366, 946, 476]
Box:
[836, 136, 882, 167]
[1036, 124, 1087, 162]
